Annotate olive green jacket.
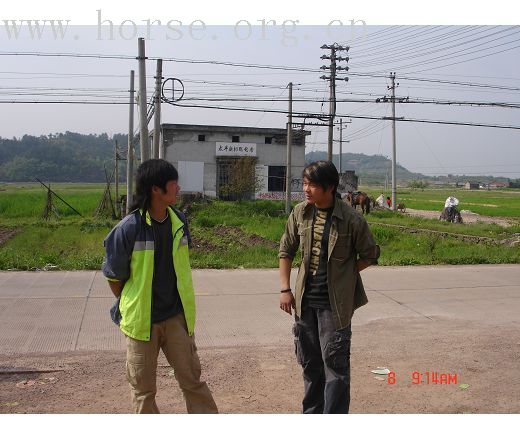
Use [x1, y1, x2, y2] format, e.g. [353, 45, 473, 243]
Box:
[279, 197, 380, 330]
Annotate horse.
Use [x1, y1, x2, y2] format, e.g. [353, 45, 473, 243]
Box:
[345, 191, 371, 215]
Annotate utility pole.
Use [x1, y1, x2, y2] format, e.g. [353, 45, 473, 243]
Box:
[320, 43, 349, 161]
[114, 140, 119, 218]
[328, 52, 335, 161]
[389, 72, 398, 211]
[126, 70, 135, 215]
[336, 118, 352, 173]
[138, 37, 149, 162]
[285, 82, 293, 215]
[339, 119, 343, 173]
[153, 59, 163, 159]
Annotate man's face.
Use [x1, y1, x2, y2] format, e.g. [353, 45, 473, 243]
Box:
[153, 180, 180, 206]
[303, 177, 333, 206]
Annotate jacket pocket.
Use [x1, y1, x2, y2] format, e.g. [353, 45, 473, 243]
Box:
[330, 233, 352, 261]
[297, 224, 309, 253]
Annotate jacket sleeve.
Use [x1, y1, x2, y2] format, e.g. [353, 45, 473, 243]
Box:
[278, 208, 299, 260]
[352, 215, 380, 265]
[102, 223, 133, 282]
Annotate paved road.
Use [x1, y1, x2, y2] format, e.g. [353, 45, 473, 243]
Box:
[0, 265, 519, 355]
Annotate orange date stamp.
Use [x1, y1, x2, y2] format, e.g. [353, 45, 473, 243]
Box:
[387, 371, 458, 385]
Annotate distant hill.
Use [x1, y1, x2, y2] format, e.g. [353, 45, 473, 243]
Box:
[0, 132, 128, 182]
[305, 151, 426, 185]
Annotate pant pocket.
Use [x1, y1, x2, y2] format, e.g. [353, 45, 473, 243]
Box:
[292, 323, 304, 365]
[324, 328, 351, 371]
[126, 354, 151, 389]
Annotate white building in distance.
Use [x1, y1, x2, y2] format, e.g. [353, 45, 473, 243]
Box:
[159, 124, 310, 200]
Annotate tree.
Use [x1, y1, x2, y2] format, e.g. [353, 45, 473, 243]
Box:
[408, 180, 429, 190]
[220, 157, 263, 201]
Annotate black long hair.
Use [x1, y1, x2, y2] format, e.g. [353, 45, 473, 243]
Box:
[130, 159, 179, 212]
[302, 161, 339, 195]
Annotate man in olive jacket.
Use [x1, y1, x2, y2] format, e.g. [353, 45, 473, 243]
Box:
[279, 161, 380, 414]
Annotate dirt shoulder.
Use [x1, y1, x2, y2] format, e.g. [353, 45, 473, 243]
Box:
[404, 208, 516, 227]
[1, 316, 518, 414]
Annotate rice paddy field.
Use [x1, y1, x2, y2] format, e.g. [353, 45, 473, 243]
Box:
[0, 182, 518, 270]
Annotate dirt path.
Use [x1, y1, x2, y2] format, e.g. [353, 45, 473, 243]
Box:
[0, 227, 17, 246]
[1, 317, 518, 414]
[404, 208, 516, 227]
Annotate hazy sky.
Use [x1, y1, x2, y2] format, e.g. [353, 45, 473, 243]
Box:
[1, 21, 519, 178]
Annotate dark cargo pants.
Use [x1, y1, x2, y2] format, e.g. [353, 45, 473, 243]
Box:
[293, 306, 352, 414]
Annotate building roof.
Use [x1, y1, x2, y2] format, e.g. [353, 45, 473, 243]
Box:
[161, 123, 311, 137]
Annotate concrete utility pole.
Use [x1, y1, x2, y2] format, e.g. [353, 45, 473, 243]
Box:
[285, 82, 293, 215]
[327, 49, 336, 161]
[153, 59, 163, 159]
[126, 70, 135, 215]
[114, 140, 119, 217]
[390, 72, 398, 211]
[336, 118, 352, 173]
[320, 44, 349, 162]
[339, 118, 343, 173]
[138, 38, 149, 162]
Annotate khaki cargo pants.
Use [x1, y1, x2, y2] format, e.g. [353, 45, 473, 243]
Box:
[125, 313, 218, 414]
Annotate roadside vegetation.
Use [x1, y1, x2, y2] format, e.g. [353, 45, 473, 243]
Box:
[0, 183, 518, 270]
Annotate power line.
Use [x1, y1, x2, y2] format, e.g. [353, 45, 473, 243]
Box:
[3, 49, 519, 91]
[166, 100, 520, 130]
[0, 100, 128, 104]
[346, 26, 520, 73]
[349, 26, 517, 68]
[1, 61, 519, 93]
[2, 87, 520, 109]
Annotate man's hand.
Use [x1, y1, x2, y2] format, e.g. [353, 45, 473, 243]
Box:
[280, 291, 295, 315]
[356, 259, 371, 273]
[108, 280, 124, 298]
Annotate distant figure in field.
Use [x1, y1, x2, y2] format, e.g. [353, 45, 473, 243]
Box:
[386, 197, 391, 208]
[440, 196, 462, 223]
[375, 193, 385, 208]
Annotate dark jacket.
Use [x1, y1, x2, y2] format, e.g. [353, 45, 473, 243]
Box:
[279, 197, 380, 330]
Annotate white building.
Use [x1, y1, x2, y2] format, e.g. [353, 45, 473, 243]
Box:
[160, 124, 310, 200]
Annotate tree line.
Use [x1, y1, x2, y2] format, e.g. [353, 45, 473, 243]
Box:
[1, 132, 515, 185]
[0, 132, 128, 182]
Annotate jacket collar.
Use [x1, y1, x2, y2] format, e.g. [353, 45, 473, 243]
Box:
[140, 206, 182, 229]
[302, 195, 344, 220]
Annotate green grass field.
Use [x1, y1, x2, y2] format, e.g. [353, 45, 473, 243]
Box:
[0, 183, 518, 270]
[0, 182, 106, 220]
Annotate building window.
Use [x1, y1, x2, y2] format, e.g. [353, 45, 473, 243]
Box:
[198, 134, 205, 142]
[268, 166, 286, 192]
[265, 137, 272, 144]
[232, 135, 240, 143]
